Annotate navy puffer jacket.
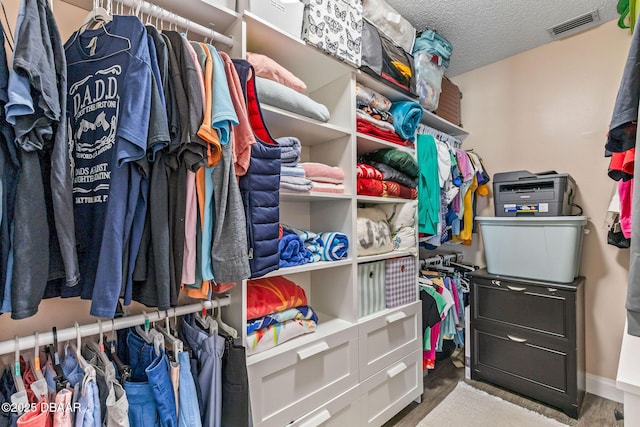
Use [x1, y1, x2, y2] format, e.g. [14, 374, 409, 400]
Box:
[234, 60, 281, 278]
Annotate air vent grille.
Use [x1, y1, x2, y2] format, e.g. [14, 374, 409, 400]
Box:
[547, 10, 600, 39]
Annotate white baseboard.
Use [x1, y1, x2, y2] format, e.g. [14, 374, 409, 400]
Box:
[586, 373, 624, 403]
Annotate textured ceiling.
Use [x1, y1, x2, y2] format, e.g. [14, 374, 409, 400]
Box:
[384, 0, 620, 76]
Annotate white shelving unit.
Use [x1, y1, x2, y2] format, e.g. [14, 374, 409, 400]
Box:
[219, 8, 470, 427]
[15, 0, 471, 425]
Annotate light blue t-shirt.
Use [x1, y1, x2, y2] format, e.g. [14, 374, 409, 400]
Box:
[208, 45, 238, 146]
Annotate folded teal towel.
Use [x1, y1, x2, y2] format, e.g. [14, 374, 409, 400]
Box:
[390, 101, 423, 142]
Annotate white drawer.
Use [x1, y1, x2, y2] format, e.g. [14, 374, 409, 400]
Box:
[360, 350, 423, 427]
[358, 302, 421, 380]
[249, 325, 359, 427]
[287, 384, 360, 427]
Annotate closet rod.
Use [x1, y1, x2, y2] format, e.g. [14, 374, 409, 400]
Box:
[64, 0, 234, 47]
[0, 296, 230, 356]
[420, 252, 462, 268]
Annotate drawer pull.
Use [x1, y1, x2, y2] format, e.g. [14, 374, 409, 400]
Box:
[299, 409, 331, 427]
[506, 285, 527, 292]
[548, 288, 558, 293]
[386, 311, 407, 324]
[297, 341, 330, 360]
[386, 362, 408, 379]
[507, 334, 528, 343]
[491, 280, 501, 286]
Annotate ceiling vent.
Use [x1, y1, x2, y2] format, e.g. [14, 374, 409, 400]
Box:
[547, 9, 601, 39]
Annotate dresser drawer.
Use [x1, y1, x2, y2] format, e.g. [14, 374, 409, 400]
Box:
[248, 326, 359, 427]
[358, 302, 421, 381]
[287, 384, 360, 427]
[360, 350, 422, 427]
[471, 322, 578, 412]
[472, 277, 575, 340]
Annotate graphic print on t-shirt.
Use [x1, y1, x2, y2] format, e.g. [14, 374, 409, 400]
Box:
[68, 65, 121, 205]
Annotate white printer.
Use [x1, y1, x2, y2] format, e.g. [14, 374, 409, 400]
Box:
[492, 170, 576, 217]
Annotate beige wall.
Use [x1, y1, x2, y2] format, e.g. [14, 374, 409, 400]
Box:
[453, 20, 632, 380]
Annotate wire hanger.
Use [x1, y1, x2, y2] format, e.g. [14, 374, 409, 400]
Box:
[80, 0, 113, 34]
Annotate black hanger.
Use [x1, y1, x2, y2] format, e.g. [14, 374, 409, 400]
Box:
[49, 327, 69, 392]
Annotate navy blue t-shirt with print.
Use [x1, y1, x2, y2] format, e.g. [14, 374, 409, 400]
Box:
[64, 15, 151, 317]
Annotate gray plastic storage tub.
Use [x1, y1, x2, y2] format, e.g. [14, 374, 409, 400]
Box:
[476, 216, 587, 283]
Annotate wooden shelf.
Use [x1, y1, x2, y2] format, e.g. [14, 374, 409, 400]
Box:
[357, 196, 416, 204]
[63, 0, 240, 35]
[356, 71, 468, 140]
[246, 314, 355, 365]
[260, 259, 353, 279]
[261, 104, 351, 146]
[280, 191, 353, 202]
[244, 12, 352, 92]
[356, 133, 415, 156]
[357, 251, 416, 263]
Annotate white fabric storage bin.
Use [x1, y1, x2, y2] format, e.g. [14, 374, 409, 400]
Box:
[477, 216, 587, 283]
[301, 0, 364, 68]
[358, 261, 386, 317]
[384, 255, 416, 308]
[239, 0, 305, 38]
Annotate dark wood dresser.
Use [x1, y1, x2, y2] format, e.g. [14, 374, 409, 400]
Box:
[468, 269, 585, 418]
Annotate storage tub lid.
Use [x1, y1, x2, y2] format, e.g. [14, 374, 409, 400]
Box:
[476, 216, 587, 226]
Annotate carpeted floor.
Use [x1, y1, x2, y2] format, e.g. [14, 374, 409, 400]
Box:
[416, 381, 568, 426]
[384, 361, 624, 427]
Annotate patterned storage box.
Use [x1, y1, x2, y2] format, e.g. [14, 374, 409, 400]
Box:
[358, 260, 386, 317]
[385, 256, 416, 308]
[301, 0, 364, 68]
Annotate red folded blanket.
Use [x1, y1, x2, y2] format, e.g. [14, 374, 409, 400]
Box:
[383, 180, 418, 199]
[357, 163, 384, 180]
[356, 118, 413, 147]
[247, 276, 308, 320]
[357, 178, 384, 197]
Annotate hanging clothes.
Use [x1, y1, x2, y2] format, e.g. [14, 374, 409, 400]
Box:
[608, 16, 640, 336]
[64, 15, 151, 318]
[6, 0, 79, 320]
[234, 59, 281, 278]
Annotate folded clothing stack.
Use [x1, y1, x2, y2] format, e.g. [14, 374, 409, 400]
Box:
[247, 52, 330, 122]
[356, 83, 413, 147]
[246, 276, 318, 355]
[358, 149, 419, 199]
[300, 162, 345, 194]
[280, 225, 349, 265]
[278, 137, 314, 192]
[357, 163, 384, 197]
